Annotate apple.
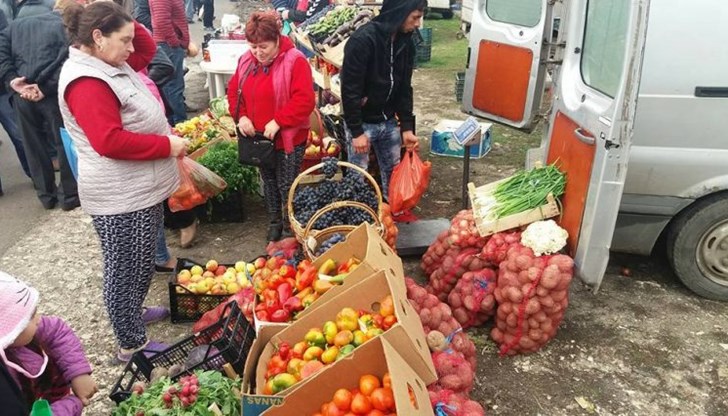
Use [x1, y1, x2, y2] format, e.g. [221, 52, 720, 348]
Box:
[206, 259, 219, 272]
[190, 265, 204, 276]
[202, 270, 215, 278]
[226, 282, 240, 294]
[234, 261, 247, 273]
[246, 263, 256, 275]
[177, 274, 191, 285]
[254, 257, 267, 270]
[311, 133, 322, 147]
[191, 274, 203, 283]
[215, 265, 227, 276]
[178, 269, 191, 280]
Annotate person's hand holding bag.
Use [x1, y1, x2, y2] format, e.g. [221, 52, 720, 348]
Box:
[238, 116, 255, 137]
[168, 135, 190, 157]
[264, 119, 280, 140]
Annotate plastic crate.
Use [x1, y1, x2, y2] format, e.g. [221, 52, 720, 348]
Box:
[455, 71, 465, 102]
[169, 258, 233, 323]
[416, 43, 432, 63]
[417, 27, 433, 45]
[109, 301, 255, 404]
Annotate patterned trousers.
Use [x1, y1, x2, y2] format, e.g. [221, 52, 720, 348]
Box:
[260, 144, 305, 227]
[92, 204, 162, 350]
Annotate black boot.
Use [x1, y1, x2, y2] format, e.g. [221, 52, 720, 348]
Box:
[267, 221, 283, 242]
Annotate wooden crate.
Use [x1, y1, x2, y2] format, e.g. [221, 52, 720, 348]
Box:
[468, 179, 560, 237]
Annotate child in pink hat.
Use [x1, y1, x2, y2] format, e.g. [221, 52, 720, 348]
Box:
[0, 272, 98, 416]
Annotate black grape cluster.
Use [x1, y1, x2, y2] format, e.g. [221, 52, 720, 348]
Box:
[315, 233, 346, 257]
[321, 157, 338, 179]
[292, 165, 380, 230]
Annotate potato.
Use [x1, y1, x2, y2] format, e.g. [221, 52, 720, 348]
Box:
[426, 330, 448, 352]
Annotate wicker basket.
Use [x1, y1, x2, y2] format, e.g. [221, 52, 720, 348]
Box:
[288, 161, 383, 244]
[301, 200, 382, 260]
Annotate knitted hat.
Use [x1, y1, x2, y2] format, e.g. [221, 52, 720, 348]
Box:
[0, 271, 39, 350]
[0, 271, 47, 379]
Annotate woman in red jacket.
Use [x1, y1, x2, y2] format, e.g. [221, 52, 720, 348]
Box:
[227, 11, 315, 242]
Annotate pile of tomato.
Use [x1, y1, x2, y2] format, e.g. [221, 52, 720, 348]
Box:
[313, 373, 397, 416]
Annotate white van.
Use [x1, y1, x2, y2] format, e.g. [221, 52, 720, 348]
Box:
[462, 0, 728, 300]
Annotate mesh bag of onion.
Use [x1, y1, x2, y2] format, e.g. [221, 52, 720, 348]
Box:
[491, 243, 574, 355]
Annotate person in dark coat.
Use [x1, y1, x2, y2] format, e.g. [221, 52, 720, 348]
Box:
[0, 7, 79, 210]
[340, 0, 424, 212]
[0, 8, 31, 196]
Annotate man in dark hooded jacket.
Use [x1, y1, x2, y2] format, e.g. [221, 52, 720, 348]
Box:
[341, 0, 425, 215]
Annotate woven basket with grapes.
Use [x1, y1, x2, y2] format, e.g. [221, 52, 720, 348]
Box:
[288, 158, 384, 258]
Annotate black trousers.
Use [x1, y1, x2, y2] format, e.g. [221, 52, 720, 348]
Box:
[202, 0, 214, 27]
[163, 200, 197, 229]
[14, 95, 78, 207]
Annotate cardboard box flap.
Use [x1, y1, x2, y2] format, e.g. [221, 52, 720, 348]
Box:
[262, 337, 433, 415]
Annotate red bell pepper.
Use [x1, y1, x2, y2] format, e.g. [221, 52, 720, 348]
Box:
[283, 296, 303, 313]
[278, 264, 296, 279]
[295, 265, 317, 292]
[270, 308, 290, 322]
[277, 282, 292, 304]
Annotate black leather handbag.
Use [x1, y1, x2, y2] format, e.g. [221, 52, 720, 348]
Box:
[237, 132, 275, 168]
[234, 64, 276, 168]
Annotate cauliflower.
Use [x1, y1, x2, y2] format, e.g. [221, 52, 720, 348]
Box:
[521, 220, 568, 256]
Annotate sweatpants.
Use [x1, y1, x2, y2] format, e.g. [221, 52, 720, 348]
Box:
[260, 144, 305, 228]
[13, 95, 78, 208]
[92, 204, 163, 350]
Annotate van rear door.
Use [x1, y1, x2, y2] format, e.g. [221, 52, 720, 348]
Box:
[462, 0, 554, 130]
[466, 0, 650, 290]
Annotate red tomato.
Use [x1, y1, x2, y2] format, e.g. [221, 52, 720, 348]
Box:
[366, 411, 386, 416]
[351, 392, 372, 415]
[359, 375, 381, 397]
[370, 388, 395, 412]
[324, 403, 344, 416]
[333, 388, 353, 411]
[382, 373, 392, 389]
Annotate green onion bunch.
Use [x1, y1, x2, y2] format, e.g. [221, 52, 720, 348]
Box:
[492, 164, 566, 218]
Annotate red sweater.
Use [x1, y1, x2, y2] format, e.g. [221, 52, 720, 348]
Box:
[63, 22, 171, 161]
[150, 0, 190, 48]
[226, 37, 314, 150]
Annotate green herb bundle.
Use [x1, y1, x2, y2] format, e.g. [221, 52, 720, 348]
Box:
[492, 164, 566, 218]
[197, 141, 258, 200]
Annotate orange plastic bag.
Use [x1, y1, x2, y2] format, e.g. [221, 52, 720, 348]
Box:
[168, 157, 227, 212]
[388, 150, 431, 212]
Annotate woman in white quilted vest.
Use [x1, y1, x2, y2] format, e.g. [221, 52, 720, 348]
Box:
[57, 1, 189, 362]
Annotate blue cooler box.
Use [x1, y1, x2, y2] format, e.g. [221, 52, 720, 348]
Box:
[430, 119, 492, 159]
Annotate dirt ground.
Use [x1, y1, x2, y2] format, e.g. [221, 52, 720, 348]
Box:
[0, 2, 726, 415]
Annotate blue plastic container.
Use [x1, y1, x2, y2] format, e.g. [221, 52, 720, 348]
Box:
[59, 128, 78, 179]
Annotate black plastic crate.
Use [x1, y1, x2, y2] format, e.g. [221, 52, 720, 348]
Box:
[416, 42, 432, 63]
[195, 190, 246, 223]
[109, 301, 255, 404]
[455, 71, 465, 102]
[169, 258, 233, 323]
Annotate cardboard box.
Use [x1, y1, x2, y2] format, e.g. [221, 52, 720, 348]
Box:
[241, 326, 288, 416]
[254, 270, 436, 393]
[430, 119, 492, 159]
[262, 337, 433, 416]
[296, 223, 405, 320]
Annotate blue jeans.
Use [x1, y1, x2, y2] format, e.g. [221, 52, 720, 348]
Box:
[0, 92, 31, 177]
[185, 0, 195, 21]
[158, 43, 187, 125]
[155, 224, 171, 266]
[346, 119, 401, 199]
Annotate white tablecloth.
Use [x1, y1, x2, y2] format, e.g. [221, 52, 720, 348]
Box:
[199, 40, 249, 99]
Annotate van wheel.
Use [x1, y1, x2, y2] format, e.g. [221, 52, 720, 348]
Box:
[442, 10, 454, 19]
[667, 193, 728, 301]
